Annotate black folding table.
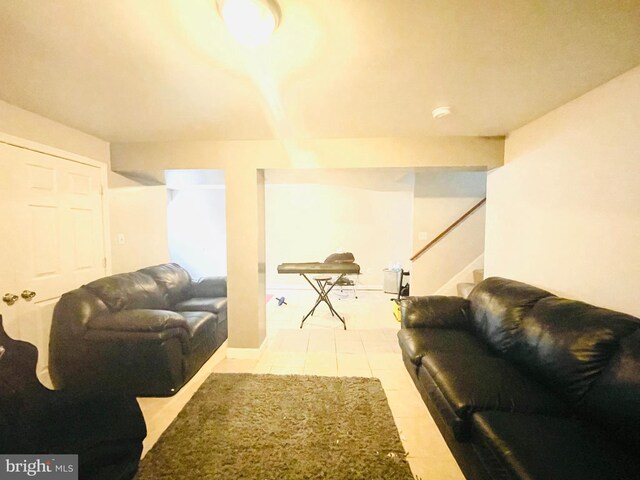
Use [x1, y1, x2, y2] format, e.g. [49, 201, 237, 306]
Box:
[277, 262, 361, 329]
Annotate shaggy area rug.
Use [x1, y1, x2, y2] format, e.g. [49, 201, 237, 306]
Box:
[136, 373, 414, 480]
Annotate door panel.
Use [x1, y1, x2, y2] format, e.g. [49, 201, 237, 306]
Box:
[26, 162, 57, 192]
[69, 171, 92, 195]
[29, 204, 63, 275]
[0, 141, 107, 383]
[71, 207, 95, 270]
[66, 163, 104, 287]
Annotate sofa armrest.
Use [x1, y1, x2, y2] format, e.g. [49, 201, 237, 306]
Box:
[191, 276, 227, 298]
[60, 327, 190, 395]
[88, 309, 188, 333]
[83, 327, 188, 348]
[400, 296, 470, 329]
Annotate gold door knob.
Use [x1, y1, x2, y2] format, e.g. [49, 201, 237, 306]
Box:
[21, 290, 36, 301]
[2, 293, 19, 306]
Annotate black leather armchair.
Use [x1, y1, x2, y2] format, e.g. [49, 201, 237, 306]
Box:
[0, 316, 145, 480]
[398, 277, 640, 480]
[49, 263, 227, 397]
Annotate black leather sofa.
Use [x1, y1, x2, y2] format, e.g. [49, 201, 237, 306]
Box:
[1, 315, 145, 480]
[398, 277, 640, 480]
[50, 263, 227, 397]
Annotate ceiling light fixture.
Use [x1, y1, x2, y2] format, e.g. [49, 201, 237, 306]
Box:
[432, 106, 451, 119]
[217, 0, 281, 46]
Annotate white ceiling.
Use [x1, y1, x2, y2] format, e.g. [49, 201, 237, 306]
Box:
[0, 0, 639, 142]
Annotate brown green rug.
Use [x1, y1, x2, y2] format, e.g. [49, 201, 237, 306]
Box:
[136, 373, 414, 479]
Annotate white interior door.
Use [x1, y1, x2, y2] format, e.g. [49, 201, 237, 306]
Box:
[0, 141, 107, 384]
[0, 149, 21, 340]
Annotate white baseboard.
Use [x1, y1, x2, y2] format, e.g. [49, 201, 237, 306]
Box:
[210, 340, 228, 363]
[227, 338, 268, 359]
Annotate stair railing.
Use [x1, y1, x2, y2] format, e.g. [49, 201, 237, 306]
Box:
[410, 198, 486, 262]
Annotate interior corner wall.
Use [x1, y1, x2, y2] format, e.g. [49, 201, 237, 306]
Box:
[485, 66, 640, 317]
[108, 186, 170, 274]
[411, 170, 487, 295]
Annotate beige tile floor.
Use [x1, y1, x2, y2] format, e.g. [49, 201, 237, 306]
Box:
[138, 289, 464, 480]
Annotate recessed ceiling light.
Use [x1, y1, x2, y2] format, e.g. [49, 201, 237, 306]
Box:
[217, 0, 281, 46]
[432, 106, 451, 119]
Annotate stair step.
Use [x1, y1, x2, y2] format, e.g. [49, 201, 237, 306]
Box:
[457, 282, 476, 299]
[473, 269, 485, 284]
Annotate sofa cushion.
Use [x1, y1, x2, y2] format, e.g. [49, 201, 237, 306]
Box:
[88, 309, 188, 333]
[180, 311, 217, 337]
[138, 263, 191, 305]
[87, 311, 216, 354]
[579, 328, 640, 451]
[400, 296, 470, 329]
[398, 328, 492, 366]
[175, 297, 227, 315]
[469, 277, 554, 355]
[511, 297, 640, 403]
[472, 411, 639, 480]
[179, 312, 218, 355]
[190, 277, 227, 298]
[84, 272, 167, 312]
[421, 353, 567, 424]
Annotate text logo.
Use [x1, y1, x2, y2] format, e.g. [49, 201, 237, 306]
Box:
[0, 456, 77, 480]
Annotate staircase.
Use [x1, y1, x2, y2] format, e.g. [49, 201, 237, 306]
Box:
[457, 268, 484, 299]
[410, 198, 486, 297]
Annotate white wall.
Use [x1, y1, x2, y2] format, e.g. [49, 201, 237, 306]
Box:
[485, 66, 640, 317]
[167, 188, 228, 279]
[411, 170, 487, 295]
[435, 254, 485, 296]
[266, 182, 413, 289]
[109, 186, 170, 274]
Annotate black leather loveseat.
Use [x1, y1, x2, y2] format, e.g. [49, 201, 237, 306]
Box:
[398, 277, 640, 480]
[50, 263, 227, 397]
[1, 315, 146, 480]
